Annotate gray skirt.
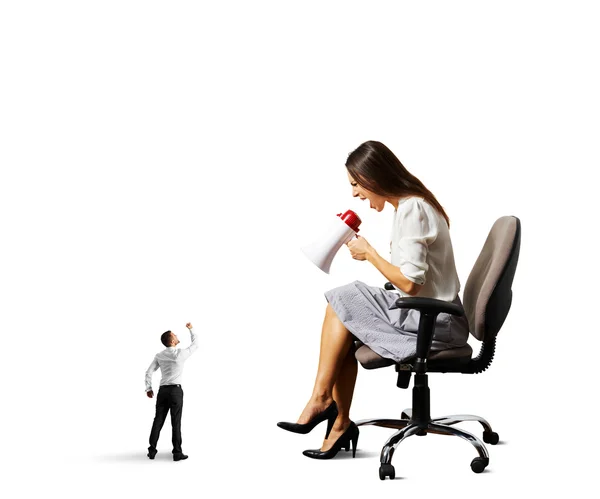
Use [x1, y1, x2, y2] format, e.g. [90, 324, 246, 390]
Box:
[325, 280, 470, 363]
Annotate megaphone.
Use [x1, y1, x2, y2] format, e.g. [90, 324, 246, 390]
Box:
[301, 210, 362, 274]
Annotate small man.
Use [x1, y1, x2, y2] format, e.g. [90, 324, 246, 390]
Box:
[145, 322, 198, 461]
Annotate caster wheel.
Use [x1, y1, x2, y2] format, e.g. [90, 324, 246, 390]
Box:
[401, 411, 410, 420]
[379, 464, 395, 480]
[471, 457, 489, 474]
[417, 429, 427, 436]
[483, 431, 499, 445]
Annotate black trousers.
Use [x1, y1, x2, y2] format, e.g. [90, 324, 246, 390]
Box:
[148, 385, 184, 454]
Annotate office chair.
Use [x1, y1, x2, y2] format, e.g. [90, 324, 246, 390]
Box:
[355, 216, 521, 479]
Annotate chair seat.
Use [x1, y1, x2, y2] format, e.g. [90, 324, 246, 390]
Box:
[355, 343, 473, 370]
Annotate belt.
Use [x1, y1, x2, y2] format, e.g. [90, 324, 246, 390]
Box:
[160, 384, 181, 388]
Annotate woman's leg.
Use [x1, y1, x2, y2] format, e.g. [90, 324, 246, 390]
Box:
[320, 347, 358, 450]
[297, 303, 358, 449]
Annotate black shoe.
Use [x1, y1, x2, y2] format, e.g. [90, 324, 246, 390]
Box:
[302, 421, 359, 460]
[173, 453, 188, 461]
[147, 448, 157, 460]
[277, 401, 339, 440]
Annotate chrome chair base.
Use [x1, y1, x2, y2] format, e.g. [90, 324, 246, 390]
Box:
[356, 409, 497, 478]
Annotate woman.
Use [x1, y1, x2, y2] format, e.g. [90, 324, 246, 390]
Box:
[277, 141, 470, 459]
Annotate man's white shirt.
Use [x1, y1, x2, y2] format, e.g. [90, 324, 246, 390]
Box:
[145, 329, 198, 392]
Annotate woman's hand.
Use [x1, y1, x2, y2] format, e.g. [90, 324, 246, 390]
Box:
[347, 235, 374, 261]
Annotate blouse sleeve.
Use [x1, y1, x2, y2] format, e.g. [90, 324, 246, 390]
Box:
[393, 198, 439, 285]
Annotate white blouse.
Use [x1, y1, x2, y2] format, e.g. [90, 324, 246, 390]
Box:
[390, 196, 461, 302]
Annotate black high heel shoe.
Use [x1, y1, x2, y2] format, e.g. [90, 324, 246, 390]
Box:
[302, 421, 359, 460]
[277, 401, 339, 440]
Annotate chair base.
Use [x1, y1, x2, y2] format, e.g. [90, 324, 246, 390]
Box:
[356, 409, 498, 479]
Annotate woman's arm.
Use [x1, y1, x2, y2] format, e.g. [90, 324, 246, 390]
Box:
[366, 247, 422, 296]
[347, 236, 423, 296]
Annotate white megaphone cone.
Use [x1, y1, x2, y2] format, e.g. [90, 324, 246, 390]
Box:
[301, 210, 362, 274]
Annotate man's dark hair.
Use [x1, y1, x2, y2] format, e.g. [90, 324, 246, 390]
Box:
[161, 330, 173, 347]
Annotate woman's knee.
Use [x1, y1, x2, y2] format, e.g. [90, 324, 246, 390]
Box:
[325, 303, 346, 327]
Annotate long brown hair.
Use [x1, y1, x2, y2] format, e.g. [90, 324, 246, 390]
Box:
[345, 140, 450, 227]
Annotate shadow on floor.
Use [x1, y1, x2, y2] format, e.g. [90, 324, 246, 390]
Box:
[334, 449, 380, 460]
[93, 452, 174, 463]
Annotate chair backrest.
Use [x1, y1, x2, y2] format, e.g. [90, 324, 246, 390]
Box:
[463, 216, 521, 342]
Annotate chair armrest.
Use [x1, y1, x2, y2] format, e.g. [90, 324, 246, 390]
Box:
[393, 297, 464, 317]
[392, 295, 465, 373]
[383, 283, 465, 369]
[384, 282, 464, 317]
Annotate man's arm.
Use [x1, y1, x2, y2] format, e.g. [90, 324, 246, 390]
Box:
[179, 322, 199, 361]
[145, 356, 159, 395]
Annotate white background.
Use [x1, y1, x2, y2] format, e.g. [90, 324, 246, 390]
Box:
[1, 1, 598, 497]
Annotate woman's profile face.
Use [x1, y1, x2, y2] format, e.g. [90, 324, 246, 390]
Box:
[347, 171, 388, 212]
